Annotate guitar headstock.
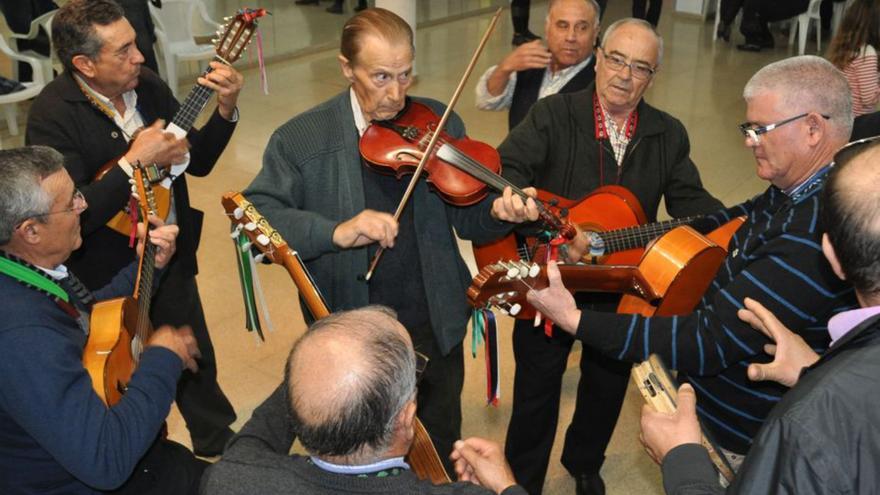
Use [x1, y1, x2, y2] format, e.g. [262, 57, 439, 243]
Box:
[132, 162, 159, 218]
[467, 260, 546, 316]
[221, 191, 290, 265]
[213, 8, 268, 64]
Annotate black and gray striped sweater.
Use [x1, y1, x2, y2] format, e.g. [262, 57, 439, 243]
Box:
[577, 168, 857, 454]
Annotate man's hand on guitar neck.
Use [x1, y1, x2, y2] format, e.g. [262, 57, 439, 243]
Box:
[148, 326, 201, 373]
[198, 61, 244, 121]
[526, 261, 581, 334]
[124, 119, 189, 170]
[135, 215, 179, 269]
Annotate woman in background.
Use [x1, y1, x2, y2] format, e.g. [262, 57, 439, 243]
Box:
[828, 0, 880, 116]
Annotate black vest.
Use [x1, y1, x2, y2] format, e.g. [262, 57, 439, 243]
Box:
[508, 57, 596, 130]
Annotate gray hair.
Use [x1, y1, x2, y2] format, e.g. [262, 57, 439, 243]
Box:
[285, 306, 417, 461]
[52, 0, 125, 73]
[601, 17, 664, 66]
[0, 146, 65, 245]
[547, 0, 602, 27]
[743, 56, 853, 140]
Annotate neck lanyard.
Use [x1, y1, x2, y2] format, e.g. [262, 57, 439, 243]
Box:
[593, 92, 638, 185]
[0, 251, 79, 320]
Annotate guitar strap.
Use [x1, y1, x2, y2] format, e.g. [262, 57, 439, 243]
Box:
[593, 92, 638, 186]
[0, 251, 92, 333]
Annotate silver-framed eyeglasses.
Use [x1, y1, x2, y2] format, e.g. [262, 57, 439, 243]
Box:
[41, 189, 87, 217]
[738, 113, 830, 144]
[599, 48, 656, 80]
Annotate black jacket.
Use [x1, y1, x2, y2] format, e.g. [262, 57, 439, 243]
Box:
[26, 69, 235, 289]
[499, 83, 722, 222]
[662, 313, 880, 494]
[508, 57, 595, 130]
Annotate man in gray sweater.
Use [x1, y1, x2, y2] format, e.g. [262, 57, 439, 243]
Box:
[244, 7, 537, 469]
[201, 306, 528, 494]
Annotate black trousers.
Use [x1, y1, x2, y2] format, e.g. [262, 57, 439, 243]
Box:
[632, 0, 663, 26]
[111, 439, 207, 495]
[410, 323, 464, 477]
[505, 319, 631, 494]
[151, 264, 236, 454]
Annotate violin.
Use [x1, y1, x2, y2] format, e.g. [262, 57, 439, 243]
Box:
[359, 100, 575, 237]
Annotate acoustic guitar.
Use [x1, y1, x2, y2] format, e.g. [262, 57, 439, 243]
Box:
[97, 9, 267, 237]
[221, 192, 452, 485]
[468, 218, 745, 319]
[84, 163, 160, 405]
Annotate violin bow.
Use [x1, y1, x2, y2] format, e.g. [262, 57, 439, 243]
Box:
[363, 7, 504, 282]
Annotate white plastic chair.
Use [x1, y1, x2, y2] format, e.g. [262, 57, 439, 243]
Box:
[789, 0, 823, 55]
[0, 36, 46, 148]
[7, 9, 57, 85]
[148, 0, 221, 98]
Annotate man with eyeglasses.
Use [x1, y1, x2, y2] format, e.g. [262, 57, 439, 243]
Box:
[640, 137, 880, 494]
[526, 55, 858, 483]
[496, 18, 723, 495]
[476, 0, 601, 130]
[25, 0, 241, 456]
[0, 146, 207, 493]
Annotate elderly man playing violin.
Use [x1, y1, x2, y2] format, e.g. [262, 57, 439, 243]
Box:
[525, 55, 858, 490]
[496, 18, 723, 495]
[245, 8, 539, 471]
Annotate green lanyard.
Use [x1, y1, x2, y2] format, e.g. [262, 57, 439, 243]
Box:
[0, 252, 84, 328]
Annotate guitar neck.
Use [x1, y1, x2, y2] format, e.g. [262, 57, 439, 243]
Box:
[599, 216, 700, 254]
[171, 58, 224, 131]
[132, 240, 157, 361]
[280, 249, 331, 320]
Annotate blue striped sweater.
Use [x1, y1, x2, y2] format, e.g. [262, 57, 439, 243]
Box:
[576, 170, 857, 454]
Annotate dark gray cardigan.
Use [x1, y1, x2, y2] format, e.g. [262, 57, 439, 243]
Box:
[244, 91, 511, 354]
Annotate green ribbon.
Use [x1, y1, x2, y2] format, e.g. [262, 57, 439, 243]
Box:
[0, 255, 69, 302]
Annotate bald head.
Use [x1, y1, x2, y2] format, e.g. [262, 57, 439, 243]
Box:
[285, 306, 416, 462]
[823, 139, 880, 297]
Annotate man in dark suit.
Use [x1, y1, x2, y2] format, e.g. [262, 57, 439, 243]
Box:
[25, 0, 243, 457]
[476, 0, 600, 130]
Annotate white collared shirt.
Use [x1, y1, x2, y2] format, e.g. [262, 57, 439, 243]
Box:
[36, 263, 70, 281]
[350, 87, 369, 137]
[475, 55, 593, 111]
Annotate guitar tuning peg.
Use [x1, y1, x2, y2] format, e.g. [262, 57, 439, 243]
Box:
[127, 178, 136, 185]
[230, 229, 240, 239]
[254, 253, 265, 263]
[509, 303, 522, 316]
[501, 261, 519, 279]
[244, 222, 257, 231]
[528, 263, 540, 278]
[233, 207, 244, 220]
[211, 38, 219, 44]
[256, 234, 270, 246]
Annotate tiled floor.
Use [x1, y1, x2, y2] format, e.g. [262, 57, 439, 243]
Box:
[2, 0, 830, 493]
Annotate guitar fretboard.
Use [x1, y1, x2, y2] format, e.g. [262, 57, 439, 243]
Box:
[171, 57, 223, 131]
[600, 217, 699, 254]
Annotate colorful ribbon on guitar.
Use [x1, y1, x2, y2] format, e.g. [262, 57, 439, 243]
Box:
[232, 228, 275, 341]
[471, 309, 500, 406]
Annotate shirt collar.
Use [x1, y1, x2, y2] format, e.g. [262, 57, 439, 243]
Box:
[547, 55, 593, 81]
[827, 305, 880, 346]
[73, 72, 138, 118]
[350, 87, 369, 137]
[35, 263, 70, 281]
[310, 455, 410, 475]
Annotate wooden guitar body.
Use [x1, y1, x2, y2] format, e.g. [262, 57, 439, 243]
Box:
[473, 185, 647, 270]
[617, 227, 727, 316]
[83, 297, 140, 406]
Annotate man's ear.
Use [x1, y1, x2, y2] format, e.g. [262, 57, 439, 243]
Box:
[15, 219, 43, 246]
[822, 233, 846, 281]
[72, 54, 97, 79]
[805, 112, 826, 146]
[338, 53, 355, 83]
[397, 399, 417, 443]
